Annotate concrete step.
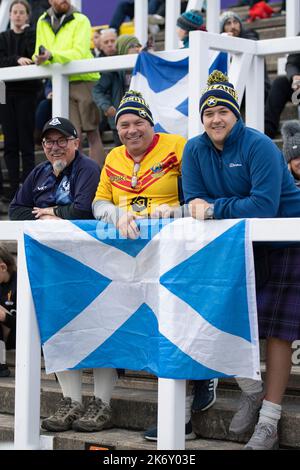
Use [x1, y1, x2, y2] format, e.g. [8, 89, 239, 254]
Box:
[0, 413, 244, 450]
[259, 25, 285, 40]
[0, 372, 300, 448]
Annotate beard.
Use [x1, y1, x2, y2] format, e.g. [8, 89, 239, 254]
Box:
[52, 159, 67, 176]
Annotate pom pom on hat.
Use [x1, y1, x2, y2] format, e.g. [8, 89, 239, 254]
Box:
[199, 70, 240, 122]
[219, 10, 242, 33]
[281, 120, 300, 163]
[176, 9, 206, 32]
[115, 90, 154, 126]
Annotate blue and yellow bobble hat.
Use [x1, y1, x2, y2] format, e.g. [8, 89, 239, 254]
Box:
[199, 70, 240, 122]
[115, 90, 154, 126]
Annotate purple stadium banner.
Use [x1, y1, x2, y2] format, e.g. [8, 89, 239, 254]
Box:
[82, 0, 239, 27]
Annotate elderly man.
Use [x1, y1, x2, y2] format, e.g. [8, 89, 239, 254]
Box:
[93, 90, 218, 440]
[9, 116, 100, 221]
[182, 70, 300, 450]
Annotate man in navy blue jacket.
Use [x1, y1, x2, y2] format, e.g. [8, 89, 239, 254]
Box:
[9, 116, 100, 221]
[182, 71, 300, 450]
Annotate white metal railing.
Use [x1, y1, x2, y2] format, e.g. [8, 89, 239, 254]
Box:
[1, 0, 299, 38]
[1, 23, 300, 451]
[2, 219, 300, 450]
[1, 33, 300, 137]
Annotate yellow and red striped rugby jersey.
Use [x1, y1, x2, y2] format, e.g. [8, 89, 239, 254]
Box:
[94, 133, 186, 217]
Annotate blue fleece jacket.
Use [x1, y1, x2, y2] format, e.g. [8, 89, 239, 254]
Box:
[182, 119, 300, 219]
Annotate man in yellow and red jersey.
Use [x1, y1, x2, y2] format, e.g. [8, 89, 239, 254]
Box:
[93, 90, 186, 239]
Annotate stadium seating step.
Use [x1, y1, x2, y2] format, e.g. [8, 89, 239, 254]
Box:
[0, 366, 300, 449]
[0, 413, 245, 450]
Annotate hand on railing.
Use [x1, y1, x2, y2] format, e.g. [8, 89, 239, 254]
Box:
[17, 57, 33, 66]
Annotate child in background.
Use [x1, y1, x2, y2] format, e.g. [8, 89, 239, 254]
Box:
[0, 245, 17, 377]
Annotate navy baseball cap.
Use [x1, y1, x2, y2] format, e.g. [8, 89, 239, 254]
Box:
[42, 117, 78, 139]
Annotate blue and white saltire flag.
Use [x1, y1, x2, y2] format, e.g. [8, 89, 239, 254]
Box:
[24, 218, 260, 380]
[130, 51, 228, 137]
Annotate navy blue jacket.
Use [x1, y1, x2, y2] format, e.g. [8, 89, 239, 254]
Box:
[182, 119, 300, 219]
[9, 151, 100, 220]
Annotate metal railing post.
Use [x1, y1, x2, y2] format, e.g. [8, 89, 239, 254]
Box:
[14, 226, 41, 449]
[157, 379, 186, 450]
[134, 0, 148, 47]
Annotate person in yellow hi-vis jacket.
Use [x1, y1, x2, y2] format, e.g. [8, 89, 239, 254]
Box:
[33, 0, 106, 167]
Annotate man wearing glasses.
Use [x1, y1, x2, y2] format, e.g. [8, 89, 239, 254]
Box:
[9, 116, 100, 220]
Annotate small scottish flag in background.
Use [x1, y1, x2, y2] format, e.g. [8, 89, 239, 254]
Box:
[130, 51, 228, 137]
[24, 218, 260, 380]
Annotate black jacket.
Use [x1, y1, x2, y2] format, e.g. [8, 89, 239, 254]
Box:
[0, 27, 39, 94]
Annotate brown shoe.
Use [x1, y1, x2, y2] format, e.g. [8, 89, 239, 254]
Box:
[72, 397, 112, 432]
[41, 397, 84, 432]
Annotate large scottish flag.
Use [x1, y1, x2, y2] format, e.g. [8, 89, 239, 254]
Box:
[130, 51, 228, 137]
[24, 218, 260, 380]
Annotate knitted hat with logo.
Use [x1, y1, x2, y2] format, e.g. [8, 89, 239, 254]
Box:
[199, 70, 240, 122]
[115, 90, 154, 126]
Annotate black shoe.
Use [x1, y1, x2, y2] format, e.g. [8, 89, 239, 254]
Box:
[192, 379, 218, 412]
[144, 420, 196, 441]
[0, 364, 10, 377]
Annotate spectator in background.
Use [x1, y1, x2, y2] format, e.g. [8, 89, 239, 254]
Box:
[220, 10, 270, 102]
[0, 0, 41, 201]
[264, 48, 300, 138]
[281, 120, 300, 187]
[92, 28, 118, 58]
[182, 70, 300, 450]
[34, 0, 106, 167]
[176, 10, 206, 48]
[0, 171, 6, 215]
[0, 245, 17, 378]
[34, 79, 52, 143]
[93, 35, 142, 146]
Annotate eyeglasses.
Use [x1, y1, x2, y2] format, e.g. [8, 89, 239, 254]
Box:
[131, 162, 140, 188]
[42, 137, 75, 149]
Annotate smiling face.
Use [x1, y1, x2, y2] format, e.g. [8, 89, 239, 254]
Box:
[42, 129, 79, 174]
[116, 114, 154, 158]
[202, 105, 237, 150]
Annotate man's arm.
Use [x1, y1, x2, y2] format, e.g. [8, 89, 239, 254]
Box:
[92, 73, 115, 114]
[182, 138, 283, 219]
